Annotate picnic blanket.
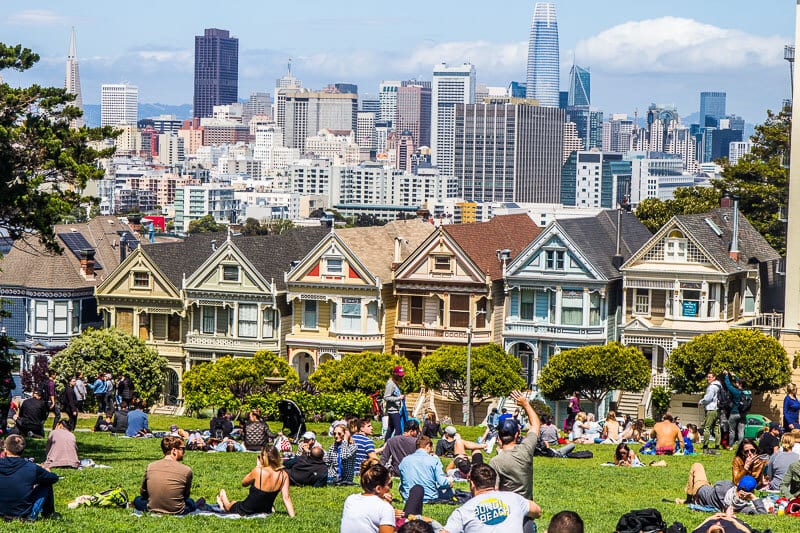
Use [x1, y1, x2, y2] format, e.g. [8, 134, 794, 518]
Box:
[132, 509, 271, 519]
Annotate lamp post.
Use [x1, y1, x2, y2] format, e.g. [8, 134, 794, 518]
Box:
[464, 309, 486, 426]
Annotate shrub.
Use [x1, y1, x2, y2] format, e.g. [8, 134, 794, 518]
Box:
[309, 351, 420, 394]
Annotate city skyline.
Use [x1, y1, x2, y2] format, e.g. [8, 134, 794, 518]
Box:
[0, 1, 792, 123]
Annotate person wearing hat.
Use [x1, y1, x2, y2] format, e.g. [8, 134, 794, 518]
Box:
[436, 426, 486, 458]
[758, 422, 781, 456]
[679, 462, 766, 514]
[295, 431, 323, 458]
[384, 365, 406, 440]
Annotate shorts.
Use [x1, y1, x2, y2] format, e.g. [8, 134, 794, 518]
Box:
[656, 447, 674, 455]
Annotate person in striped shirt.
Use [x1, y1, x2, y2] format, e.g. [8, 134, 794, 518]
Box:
[352, 418, 378, 471]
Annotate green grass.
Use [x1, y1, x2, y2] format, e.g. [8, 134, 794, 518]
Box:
[4, 416, 797, 532]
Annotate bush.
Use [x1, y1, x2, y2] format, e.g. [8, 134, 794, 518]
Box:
[248, 390, 372, 422]
[309, 351, 420, 394]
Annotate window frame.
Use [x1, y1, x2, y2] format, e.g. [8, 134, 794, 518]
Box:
[34, 300, 49, 334]
[221, 264, 240, 282]
[410, 296, 424, 324]
[633, 289, 651, 315]
[302, 300, 318, 330]
[237, 303, 259, 338]
[545, 250, 565, 270]
[432, 255, 452, 273]
[449, 294, 470, 328]
[132, 271, 150, 289]
[324, 257, 344, 275]
[53, 301, 68, 335]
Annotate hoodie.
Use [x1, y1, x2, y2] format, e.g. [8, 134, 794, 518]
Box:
[0, 457, 59, 516]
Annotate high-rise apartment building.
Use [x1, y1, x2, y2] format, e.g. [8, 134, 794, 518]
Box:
[563, 122, 584, 163]
[432, 63, 475, 176]
[567, 64, 590, 106]
[101, 83, 138, 126]
[603, 114, 634, 153]
[561, 151, 627, 208]
[526, 2, 560, 107]
[283, 91, 358, 151]
[65, 28, 84, 128]
[454, 99, 564, 203]
[356, 111, 376, 153]
[396, 84, 432, 147]
[699, 91, 726, 127]
[243, 92, 272, 123]
[378, 81, 401, 124]
[729, 141, 753, 165]
[193, 28, 239, 119]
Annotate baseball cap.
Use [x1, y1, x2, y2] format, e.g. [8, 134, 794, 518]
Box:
[769, 422, 781, 431]
[444, 425, 457, 436]
[392, 365, 405, 377]
[497, 418, 520, 437]
[454, 456, 471, 475]
[737, 475, 757, 493]
[405, 419, 420, 432]
[170, 424, 178, 432]
[302, 431, 316, 440]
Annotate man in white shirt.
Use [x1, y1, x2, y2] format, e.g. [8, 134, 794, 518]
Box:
[699, 373, 721, 454]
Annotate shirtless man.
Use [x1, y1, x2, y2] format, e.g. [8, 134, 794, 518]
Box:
[653, 413, 683, 455]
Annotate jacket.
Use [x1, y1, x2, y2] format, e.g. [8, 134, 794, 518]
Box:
[0, 457, 59, 516]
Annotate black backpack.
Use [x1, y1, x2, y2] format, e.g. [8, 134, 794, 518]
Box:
[738, 389, 753, 413]
[616, 508, 667, 533]
[715, 382, 732, 412]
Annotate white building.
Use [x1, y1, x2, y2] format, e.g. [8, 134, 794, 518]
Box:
[729, 141, 753, 165]
[101, 83, 138, 126]
[283, 91, 357, 151]
[253, 125, 301, 171]
[174, 184, 236, 232]
[432, 63, 475, 176]
[305, 129, 360, 165]
[626, 151, 684, 206]
[378, 80, 400, 124]
[235, 189, 301, 220]
[157, 133, 184, 166]
[356, 111, 376, 153]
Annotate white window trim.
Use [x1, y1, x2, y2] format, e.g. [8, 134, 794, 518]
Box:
[221, 264, 241, 283]
[131, 271, 152, 290]
[633, 289, 651, 316]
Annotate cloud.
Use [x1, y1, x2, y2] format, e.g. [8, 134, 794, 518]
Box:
[8, 9, 69, 27]
[575, 17, 786, 74]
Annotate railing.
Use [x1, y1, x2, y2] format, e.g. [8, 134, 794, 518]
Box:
[184, 334, 276, 352]
[395, 325, 492, 342]
[503, 322, 605, 338]
[731, 312, 783, 337]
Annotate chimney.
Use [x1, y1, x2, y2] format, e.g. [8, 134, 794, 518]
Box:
[612, 209, 625, 270]
[119, 234, 127, 262]
[211, 239, 217, 252]
[720, 195, 732, 208]
[80, 249, 96, 278]
[729, 197, 740, 262]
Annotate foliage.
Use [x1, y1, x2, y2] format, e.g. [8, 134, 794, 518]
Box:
[181, 350, 299, 412]
[650, 386, 672, 418]
[666, 329, 791, 393]
[0, 42, 116, 252]
[417, 344, 525, 407]
[634, 186, 722, 233]
[531, 398, 552, 418]
[538, 342, 651, 413]
[20, 354, 49, 393]
[0, 331, 15, 399]
[240, 217, 295, 236]
[248, 390, 373, 422]
[187, 214, 227, 234]
[309, 351, 420, 395]
[49, 328, 168, 402]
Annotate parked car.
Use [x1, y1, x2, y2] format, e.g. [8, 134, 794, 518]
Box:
[743, 413, 770, 440]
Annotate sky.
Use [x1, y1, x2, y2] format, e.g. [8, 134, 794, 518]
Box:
[0, 1, 794, 123]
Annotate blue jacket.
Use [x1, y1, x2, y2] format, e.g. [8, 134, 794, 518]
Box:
[0, 457, 58, 516]
[126, 409, 149, 437]
[723, 374, 743, 415]
[91, 378, 107, 394]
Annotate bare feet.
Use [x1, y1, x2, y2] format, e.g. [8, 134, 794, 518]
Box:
[217, 489, 231, 512]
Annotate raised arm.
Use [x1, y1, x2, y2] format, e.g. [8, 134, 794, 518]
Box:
[510, 390, 540, 437]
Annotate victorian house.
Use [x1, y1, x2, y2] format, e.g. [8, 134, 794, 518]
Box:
[284, 219, 434, 380]
[502, 210, 652, 393]
[391, 214, 540, 364]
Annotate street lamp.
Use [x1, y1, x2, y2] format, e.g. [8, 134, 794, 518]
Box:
[464, 309, 486, 426]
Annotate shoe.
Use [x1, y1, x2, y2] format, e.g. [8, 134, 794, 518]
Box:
[703, 448, 720, 455]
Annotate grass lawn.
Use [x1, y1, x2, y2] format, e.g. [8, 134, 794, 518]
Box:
[4, 414, 797, 532]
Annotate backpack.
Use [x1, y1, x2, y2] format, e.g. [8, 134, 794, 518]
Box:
[616, 508, 667, 533]
[566, 450, 594, 459]
[38, 381, 51, 403]
[738, 389, 753, 413]
[715, 382, 732, 412]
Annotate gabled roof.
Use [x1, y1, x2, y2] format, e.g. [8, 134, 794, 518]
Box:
[143, 232, 226, 288]
[556, 210, 652, 279]
[442, 215, 540, 279]
[336, 219, 435, 281]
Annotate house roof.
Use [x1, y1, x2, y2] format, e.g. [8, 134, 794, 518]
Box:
[443, 214, 541, 279]
[556, 210, 652, 279]
[336, 219, 435, 282]
[0, 216, 132, 290]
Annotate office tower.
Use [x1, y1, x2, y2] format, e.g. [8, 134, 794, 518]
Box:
[375, 120, 392, 153]
[396, 84, 432, 147]
[710, 128, 743, 160]
[699, 91, 726, 127]
[454, 99, 564, 203]
[508, 81, 527, 99]
[724, 114, 745, 132]
[243, 92, 272, 123]
[565, 106, 603, 149]
[626, 151, 683, 205]
[356, 111, 376, 153]
[101, 83, 138, 126]
[561, 151, 626, 208]
[334, 83, 358, 94]
[526, 2, 560, 107]
[283, 91, 358, 151]
[386, 131, 415, 171]
[729, 141, 753, 165]
[194, 28, 239, 119]
[276, 59, 302, 90]
[604, 114, 634, 153]
[559, 91, 568, 109]
[432, 62, 475, 176]
[64, 27, 84, 128]
[563, 122, 584, 163]
[567, 64, 590, 106]
[379, 81, 401, 123]
[360, 95, 380, 114]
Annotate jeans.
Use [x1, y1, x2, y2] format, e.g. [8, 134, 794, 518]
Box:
[728, 412, 744, 446]
[50, 404, 61, 430]
[95, 394, 106, 414]
[701, 409, 720, 448]
[22, 484, 55, 519]
[386, 413, 402, 440]
[133, 496, 196, 515]
[551, 443, 576, 457]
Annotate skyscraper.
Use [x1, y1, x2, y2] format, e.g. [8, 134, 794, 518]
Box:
[526, 2, 560, 107]
[64, 27, 84, 128]
[194, 28, 239, 119]
[567, 64, 590, 106]
[378, 81, 401, 124]
[101, 83, 138, 126]
[282, 91, 358, 151]
[699, 91, 726, 127]
[432, 62, 475, 176]
[396, 84, 432, 147]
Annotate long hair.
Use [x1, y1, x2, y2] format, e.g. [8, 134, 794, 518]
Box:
[260, 445, 283, 470]
[360, 463, 391, 494]
[734, 438, 759, 461]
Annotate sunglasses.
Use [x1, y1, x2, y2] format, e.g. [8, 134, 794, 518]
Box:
[334, 432, 345, 437]
[744, 448, 756, 455]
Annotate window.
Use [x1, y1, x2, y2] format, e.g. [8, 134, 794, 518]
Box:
[665, 230, 688, 262]
[325, 258, 343, 275]
[71, 301, 81, 334]
[634, 289, 650, 315]
[238, 304, 258, 338]
[367, 301, 379, 333]
[53, 302, 68, 335]
[302, 300, 318, 329]
[561, 290, 583, 326]
[132, 272, 150, 288]
[116, 308, 133, 334]
[340, 299, 362, 333]
[262, 309, 276, 338]
[216, 308, 229, 334]
[520, 290, 535, 320]
[410, 296, 424, 324]
[202, 306, 216, 334]
[152, 314, 167, 340]
[475, 298, 487, 328]
[222, 265, 239, 282]
[168, 315, 181, 342]
[680, 290, 701, 318]
[545, 250, 565, 270]
[589, 293, 601, 325]
[35, 301, 48, 334]
[433, 255, 451, 272]
[449, 295, 470, 328]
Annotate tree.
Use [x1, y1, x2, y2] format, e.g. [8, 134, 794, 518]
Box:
[538, 342, 651, 414]
[417, 344, 525, 419]
[666, 329, 791, 394]
[49, 328, 168, 403]
[181, 350, 299, 411]
[309, 352, 420, 395]
[634, 186, 722, 233]
[187, 214, 227, 234]
[240, 217, 295, 236]
[0, 43, 116, 252]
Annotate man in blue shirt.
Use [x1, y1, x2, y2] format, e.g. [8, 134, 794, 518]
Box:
[0, 435, 59, 519]
[90, 372, 107, 413]
[126, 400, 149, 437]
[399, 435, 452, 503]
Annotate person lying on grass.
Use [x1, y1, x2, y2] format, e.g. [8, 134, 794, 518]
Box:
[613, 443, 643, 467]
[216, 445, 295, 517]
[677, 462, 766, 514]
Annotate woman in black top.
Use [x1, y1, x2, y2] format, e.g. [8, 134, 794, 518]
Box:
[217, 446, 296, 517]
[422, 411, 441, 439]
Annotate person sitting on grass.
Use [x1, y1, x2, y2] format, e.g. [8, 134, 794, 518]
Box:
[600, 411, 620, 443]
[216, 445, 295, 517]
[133, 436, 195, 515]
[340, 461, 396, 533]
[546, 510, 584, 533]
[436, 425, 486, 458]
[242, 409, 272, 452]
[677, 462, 766, 514]
[570, 412, 590, 443]
[619, 418, 647, 443]
[325, 423, 358, 485]
[352, 418, 378, 467]
[112, 401, 129, 434]
[399, 435, 453, 503]
[0, 435, 59, 520]
[731, 438, 768, 488]
[125, 399, 149, 438]
[652, 413, 683, 455]
[584, 413, 602, 442]
[768, 433, 798, 491]
[683, 423, 701, 454]
[43, 419, 80, 469]
[613, 443, 642, 467]
[210, 407, 233, 439]
[287, 445, 328, 487]
[12, 390, 48, 438]
[93, 412, 113, 432]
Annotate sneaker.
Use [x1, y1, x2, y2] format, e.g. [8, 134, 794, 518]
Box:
[703, 448, 720, 455]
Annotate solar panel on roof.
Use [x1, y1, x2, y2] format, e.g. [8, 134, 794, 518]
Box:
[57, 232, 103, 270]
[118, 230, 139, 251]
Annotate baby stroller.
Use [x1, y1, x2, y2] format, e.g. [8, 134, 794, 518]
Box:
[277, 399, 307, 443]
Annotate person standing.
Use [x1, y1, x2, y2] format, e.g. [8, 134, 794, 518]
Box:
[723, 371, 744, 448]
[699, 372, 721, 454]
[104, 373, 115, 413]
[565, 391, 580, 431]
[91, 372, 107, 414]
[384, 366, 405, 441]
[133, 436, 195, 514]
[45, 371, 60, 430]
[783, 383, 800, 432]
[73, 372, 87, 413]
[118, 374, 134, 407]
[61, 377, 79, 432]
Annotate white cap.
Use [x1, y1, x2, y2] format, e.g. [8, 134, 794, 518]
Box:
[301, 431, 316, 440]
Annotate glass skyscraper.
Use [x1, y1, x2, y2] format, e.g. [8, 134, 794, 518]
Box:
[194, 28, 239, 119]
[526, 2, 559, 107]
[699, 91, 726, 127]
[568, 64, 590, 107]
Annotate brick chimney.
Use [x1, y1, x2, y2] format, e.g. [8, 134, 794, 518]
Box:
[80, 249, 96, 279]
